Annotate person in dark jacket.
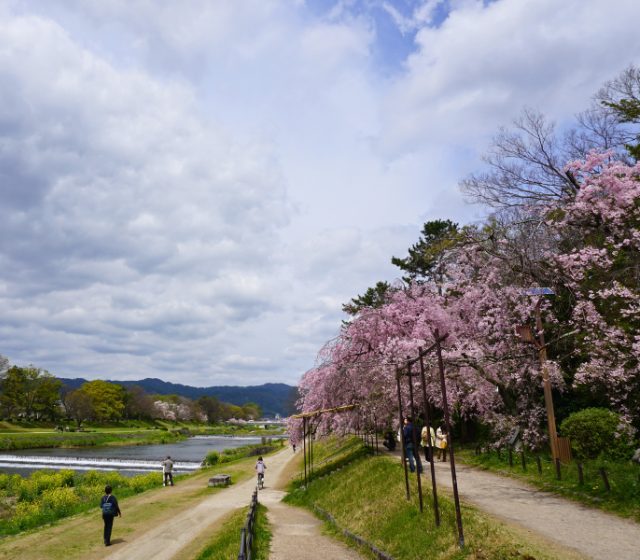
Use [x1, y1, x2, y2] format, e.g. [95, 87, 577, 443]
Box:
[402, 417, 422, 473]
[100, 485, 122, 546]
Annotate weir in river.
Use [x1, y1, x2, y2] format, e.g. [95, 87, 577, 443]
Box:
[0, 435, 265, 476]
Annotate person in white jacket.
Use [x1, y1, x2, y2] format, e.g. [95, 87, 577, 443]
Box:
[421, 424, 436, 462]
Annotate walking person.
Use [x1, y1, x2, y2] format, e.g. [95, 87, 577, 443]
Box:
[255, 456, 266, 488]
[435, 426, 448, 462]
[402, 417, 422, 473]
[162, 455, 175, 486]
[421, 423, 436, 463]
[100, 485, 121, 547]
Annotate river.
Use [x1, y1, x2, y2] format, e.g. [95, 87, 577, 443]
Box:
[0, 435, 268, 477]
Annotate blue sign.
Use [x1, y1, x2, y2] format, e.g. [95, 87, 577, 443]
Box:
[524, 287, 555, 295]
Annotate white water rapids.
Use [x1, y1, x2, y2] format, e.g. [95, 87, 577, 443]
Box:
[0, 454, 201, 473]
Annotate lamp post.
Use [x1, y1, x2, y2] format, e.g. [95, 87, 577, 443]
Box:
[518, 288, 559, 462]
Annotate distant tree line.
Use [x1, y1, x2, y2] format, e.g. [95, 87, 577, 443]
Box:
[0, 360, 262, 427]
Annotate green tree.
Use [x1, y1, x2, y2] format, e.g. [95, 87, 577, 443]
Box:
[0, 366, 61, 420]
[123, 385, 155, 420]
[241, 402, 262, 420]
[220, 402, 243, 421]
[342, 281, 392, 316]
[597, 65, 640, 159]
[0, 366, 26, 418]
[66, 389, 94, 428]
[80, 380, 126, 422]
[391, 219, 460, 283]
[32, 372, 62, 420]
[197, 395, 222, 424]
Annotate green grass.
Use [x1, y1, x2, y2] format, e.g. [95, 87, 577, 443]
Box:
[459, 448, 640, 522]
[0, 430, 184, 450]
[195, 503, 271, 560]
[286, 438, 572, 560]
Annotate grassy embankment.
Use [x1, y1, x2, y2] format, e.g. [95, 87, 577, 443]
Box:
[0, 444, 282, 560]
[458, 447, 640, 522]
[0, 420, 284, 450]
[0, 441, 281, 538]
[285, 436, 582, 560]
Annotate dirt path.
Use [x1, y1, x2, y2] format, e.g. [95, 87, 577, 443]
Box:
[421, 458, 640, 560]
[260, 453, 365, 560]
[103, 447, 365, 560]
[101, 448, 292, 560]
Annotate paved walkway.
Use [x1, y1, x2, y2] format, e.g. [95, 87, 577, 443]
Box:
[400, 454, 640, 560]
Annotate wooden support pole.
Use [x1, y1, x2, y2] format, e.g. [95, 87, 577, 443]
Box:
[407, 360, 424, 513]
[419, 351, 440, 527]
[435, 330, 464, 549]
[396, 371, 410, 500]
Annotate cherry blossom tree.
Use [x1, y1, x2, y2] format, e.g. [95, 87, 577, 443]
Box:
[292, 152, 640, 446]
[549, 153, 640, 427]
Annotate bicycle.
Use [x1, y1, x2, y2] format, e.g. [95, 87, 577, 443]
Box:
[257, 472, 264, 490]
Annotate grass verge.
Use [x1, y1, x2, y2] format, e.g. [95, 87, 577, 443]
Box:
[194, 503, 271, 560]
[286, 438, 580, 560]
[459, 448, 640, 522]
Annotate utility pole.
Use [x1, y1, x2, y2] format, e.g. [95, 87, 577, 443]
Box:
[534, 299, 560, 462]
[517, 288, 559, 462]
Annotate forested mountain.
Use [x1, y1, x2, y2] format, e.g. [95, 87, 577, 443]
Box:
[57, 378, 296, 417]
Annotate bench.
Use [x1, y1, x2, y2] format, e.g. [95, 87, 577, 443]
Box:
[208, 474, 231, 487]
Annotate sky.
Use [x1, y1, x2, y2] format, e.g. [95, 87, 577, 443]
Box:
[1, 0, 640, 387]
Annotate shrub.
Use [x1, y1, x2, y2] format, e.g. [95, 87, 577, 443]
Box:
[80, 470, 127, 489]
[203, 451, 220, 466]
[75, 484, 104, 503]
[41, 487, 80, 515]
[560, 408, 634, 460]
[128, 472, 162, 493]
[10, 500, 42, 531]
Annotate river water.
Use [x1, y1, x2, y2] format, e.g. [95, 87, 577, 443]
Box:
[0, 435, 267, 477]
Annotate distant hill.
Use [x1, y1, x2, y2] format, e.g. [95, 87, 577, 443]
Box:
[58, 377, 297, 417]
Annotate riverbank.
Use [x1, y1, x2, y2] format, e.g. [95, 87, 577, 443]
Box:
[0, 439, 282, 539]
[0, 420, 285, 450]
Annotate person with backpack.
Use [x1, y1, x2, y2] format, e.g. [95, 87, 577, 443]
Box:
[100, 485, 121, 546]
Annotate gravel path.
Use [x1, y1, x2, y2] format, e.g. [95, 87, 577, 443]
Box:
[426, 458, 640, 560]
[260, 488, 364, 560]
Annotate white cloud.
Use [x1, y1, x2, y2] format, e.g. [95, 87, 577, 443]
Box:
[2, 0, 640, 387]
[380, 0, 640, 156]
